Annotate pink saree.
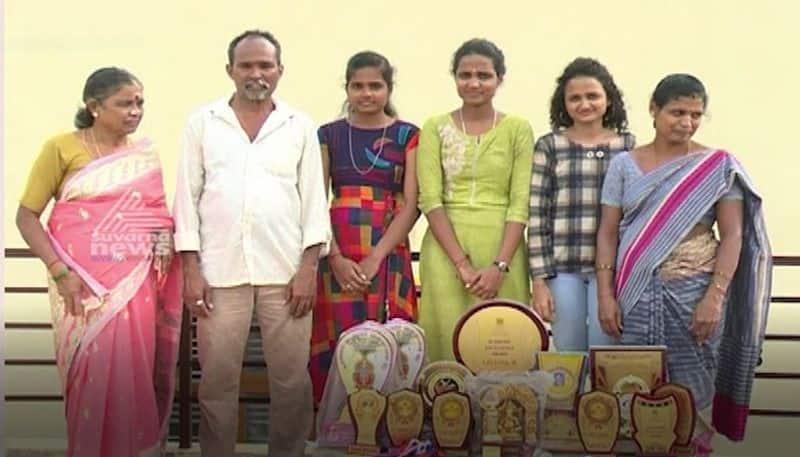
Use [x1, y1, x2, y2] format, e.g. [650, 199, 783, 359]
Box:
[46, 138, 182, 457]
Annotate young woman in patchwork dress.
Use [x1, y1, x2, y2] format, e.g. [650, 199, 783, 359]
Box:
[310, 51, 420, 403]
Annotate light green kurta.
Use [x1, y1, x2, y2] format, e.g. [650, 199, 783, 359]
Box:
[416, 112, 534, 361]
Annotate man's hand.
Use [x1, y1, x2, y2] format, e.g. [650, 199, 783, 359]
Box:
[182, 252, 213, 317]
[286, 262, 317, 318]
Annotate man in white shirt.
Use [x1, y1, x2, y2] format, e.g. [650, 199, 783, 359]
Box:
[173, 29, 329, 457]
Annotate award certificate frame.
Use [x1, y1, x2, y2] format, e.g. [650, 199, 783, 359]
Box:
[589, 345, 667, 394]
[537, 352, 586, 411]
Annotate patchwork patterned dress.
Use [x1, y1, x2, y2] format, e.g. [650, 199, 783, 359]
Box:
[310, 119, 419, 403]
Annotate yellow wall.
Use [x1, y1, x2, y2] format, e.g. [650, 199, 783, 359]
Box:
[3, 1, 800, 454]
[4, 0, 800, 254]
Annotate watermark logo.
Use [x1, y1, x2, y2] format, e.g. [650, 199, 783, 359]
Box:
[90, 189, 171, 262]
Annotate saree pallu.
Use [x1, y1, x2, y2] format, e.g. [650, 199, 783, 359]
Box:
[310, 185, 417, 404]
[614, 150, 771, 441]
[46, 139, 182, 457]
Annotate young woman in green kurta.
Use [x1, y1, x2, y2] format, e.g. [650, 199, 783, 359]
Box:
[416, 38, 534, 361]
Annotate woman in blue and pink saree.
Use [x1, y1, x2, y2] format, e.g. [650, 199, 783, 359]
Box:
[595, 74, 771, 456]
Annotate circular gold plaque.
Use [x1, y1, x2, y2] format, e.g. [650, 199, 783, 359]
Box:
[453, 299, 549, 374]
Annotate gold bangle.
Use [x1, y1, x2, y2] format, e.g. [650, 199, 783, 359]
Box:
[712, 281, 727, 294]
[595, 263, 615, 271]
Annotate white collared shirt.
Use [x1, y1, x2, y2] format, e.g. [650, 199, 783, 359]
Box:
[173, 97, 330, 287]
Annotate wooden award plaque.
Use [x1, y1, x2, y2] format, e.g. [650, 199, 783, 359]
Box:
[453, 299, 549, 374]
[631, 392, 679, 456]
[432, 391, 472, 450]
[576, 390, 620, 454]
[347, 389, 387, 455]
[386, 389, 424, 447]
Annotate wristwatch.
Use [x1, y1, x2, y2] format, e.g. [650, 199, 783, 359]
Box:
[492, 260, 510, 273]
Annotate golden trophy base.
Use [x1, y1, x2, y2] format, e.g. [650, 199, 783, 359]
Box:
[346, 444, 381, 456]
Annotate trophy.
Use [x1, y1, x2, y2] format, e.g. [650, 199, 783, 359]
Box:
[479, 385, 503, 456]
[322, 323, 396, 444]
[385, 389, 424, 447]
[503, 383, 538, 447]
[347, 389, 387, 455]
[384, 319, 426, 390]
[652, 383, 696, 454]
[337, 329, 396, 393]
[418, 361, 472, 407]
[432, 391, 472, 453]
[630, 392, 679, 456]
[576, 390, 620, 454]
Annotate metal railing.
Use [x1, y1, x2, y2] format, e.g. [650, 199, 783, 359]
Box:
[5, 248, 800, 448]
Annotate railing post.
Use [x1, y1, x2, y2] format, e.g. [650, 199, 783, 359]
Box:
[178, 308, 193, 448]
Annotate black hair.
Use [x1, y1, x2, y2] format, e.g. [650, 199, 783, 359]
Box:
[450, 38, 506, 78]
[74, 67, 141, 129]
[650, 73, 708, 110]
[344, 51, 397, 117]
[227, 29, 282, 66]
[549, 57, 628, 133]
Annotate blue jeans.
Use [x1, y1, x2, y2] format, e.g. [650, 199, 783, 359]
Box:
[548, 272, 616, 351]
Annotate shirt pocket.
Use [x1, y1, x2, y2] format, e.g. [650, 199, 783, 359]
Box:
[255, 128, 303, 180]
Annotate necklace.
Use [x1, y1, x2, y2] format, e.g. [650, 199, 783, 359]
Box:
[459, 107, 498, 145]
[348, 118, 390, 176]
[80, 128, 131, 159]
[80, 128, 103, 159]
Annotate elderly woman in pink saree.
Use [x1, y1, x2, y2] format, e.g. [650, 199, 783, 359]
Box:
[16, 67, 182, 457]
